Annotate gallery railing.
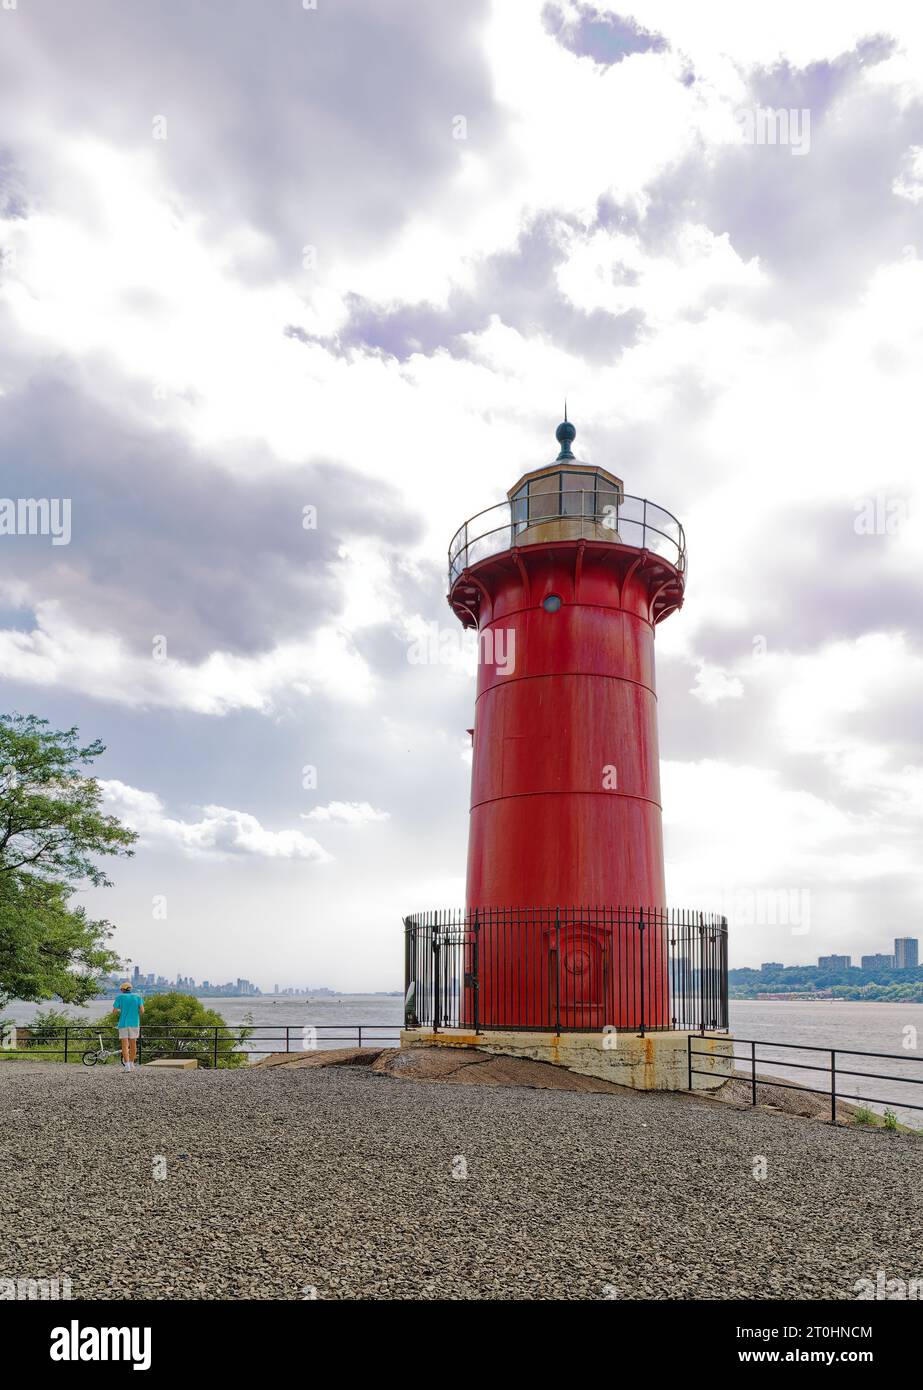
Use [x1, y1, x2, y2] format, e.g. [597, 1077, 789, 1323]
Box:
[448, 491, 686, 584]
[403, 906, 728, 1036]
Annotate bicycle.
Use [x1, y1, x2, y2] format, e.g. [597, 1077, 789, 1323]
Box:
[81, 1033, 120, 1066]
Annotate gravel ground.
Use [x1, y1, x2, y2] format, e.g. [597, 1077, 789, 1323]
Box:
[1, 1060, 920, 1301]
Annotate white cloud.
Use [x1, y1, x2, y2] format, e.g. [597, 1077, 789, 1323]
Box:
[0, 598, 374, 714]
[302, 801, 390, 826]
[663, 758, 855, 888]
[557, 223, 764, 327]
[892, 144, 923, 203]
[100, 780, 332, 863]
[753, 633, 923, 766]
[663, 753, 920, 958]
[691, 661, 745, 705]
[661, 632, 923, 961]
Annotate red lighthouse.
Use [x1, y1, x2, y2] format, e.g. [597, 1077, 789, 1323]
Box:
[452, 415, 684, 911]
[447, 416, 686, 1030]
[404, 416, 729, 1077]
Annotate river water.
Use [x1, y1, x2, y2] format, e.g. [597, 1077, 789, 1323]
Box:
[3, 995, 404, 1055]
[6, 995, 922, 1123]
[727, 1000, 923, 1125]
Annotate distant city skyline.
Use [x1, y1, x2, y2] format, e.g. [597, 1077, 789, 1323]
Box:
[754, 937, 920, 973]
[102, 963, 401, 998]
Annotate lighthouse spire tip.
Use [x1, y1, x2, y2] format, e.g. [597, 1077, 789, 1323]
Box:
[555, 408, 576, 461]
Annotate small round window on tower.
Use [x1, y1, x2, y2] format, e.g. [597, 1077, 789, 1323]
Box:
[542, 594, 563, 613]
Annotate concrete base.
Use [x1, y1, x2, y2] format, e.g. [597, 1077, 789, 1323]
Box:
[400, 1027, 733, 1092]
[143, 1057, 198, 1069]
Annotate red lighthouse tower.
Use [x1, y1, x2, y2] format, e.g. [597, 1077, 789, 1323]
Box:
[447, 416, 687, 1030]
[452, 415, 684, 912]
[404, 415, 729, 1074]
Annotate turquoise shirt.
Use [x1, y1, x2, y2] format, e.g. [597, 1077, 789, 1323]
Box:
[114, 992, 144, 1029]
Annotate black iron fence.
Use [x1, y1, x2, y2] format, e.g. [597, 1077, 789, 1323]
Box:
[404, 906, 728, 1035]
[689, 1034, 923, 1125]
[0, 1023, 401, 1067]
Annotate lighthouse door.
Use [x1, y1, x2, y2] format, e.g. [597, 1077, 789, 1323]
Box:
[554, 921, 606, 1029]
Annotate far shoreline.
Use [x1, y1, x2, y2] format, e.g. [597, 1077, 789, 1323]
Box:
[731, 996, 923, 1005]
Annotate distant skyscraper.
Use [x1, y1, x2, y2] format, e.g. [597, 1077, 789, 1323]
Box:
[894, 938, 919, 969]
[861, 953, 894, 972]
[760, 962, 784, 972]
[818, 954, 851, 970]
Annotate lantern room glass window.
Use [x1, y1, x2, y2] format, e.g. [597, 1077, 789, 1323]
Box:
[511, 472, 623, 535]
[511, 485, 528, 531]
[562, 472, 595, 516]
[528, 480, 558, 523]
[597, 485, 620, 531]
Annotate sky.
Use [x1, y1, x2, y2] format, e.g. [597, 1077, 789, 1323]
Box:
[1, 0, 921, 988]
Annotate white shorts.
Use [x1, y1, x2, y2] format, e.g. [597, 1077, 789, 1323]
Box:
[118, 1027, 140, 1040]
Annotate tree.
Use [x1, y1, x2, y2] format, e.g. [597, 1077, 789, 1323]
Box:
[0, 714, 136, 885]
[0, 713, 137, 1006]
[0, 873, 121, 1006]
[97, 992, 253, 1068]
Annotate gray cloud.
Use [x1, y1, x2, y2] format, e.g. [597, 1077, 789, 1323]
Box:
[640, 37, 923, 312]
[0, 0, 501, 280]
[0, 152, 27, 221]
[287, 213, 643, 363]
[265, 32, 923, 374]
[308, 32, 923, 377]
[542, 4, 667, 66]
[693, 504, 923, 662]
[0, 353, 422, 662]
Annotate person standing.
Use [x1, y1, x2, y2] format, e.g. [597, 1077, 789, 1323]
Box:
[113, 981, 144, 1070]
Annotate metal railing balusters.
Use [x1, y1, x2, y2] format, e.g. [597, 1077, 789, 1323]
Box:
[638, 907, 646, 1038]
[401, 906, 728, 1037]
[688, 1035, 923, 1123]
[448, 491, 687, 583]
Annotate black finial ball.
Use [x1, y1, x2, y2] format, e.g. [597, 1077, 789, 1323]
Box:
[556, 420, 576, 447]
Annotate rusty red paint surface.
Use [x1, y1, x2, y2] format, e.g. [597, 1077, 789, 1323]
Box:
[451, 536, 684, 1028]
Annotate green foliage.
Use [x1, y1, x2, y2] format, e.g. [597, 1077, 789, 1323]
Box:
[98, 992, 252, 1068]
[0, 714, 137, 886]
[729, 962, 923, 1002]
[0, 713, 137, 1005]
[883, 1108, 899, 1130]
[0, 870, 123, 1007]
[0, 872, 122, 1008]
[852, 1106, 876, 1125]
[0, 1006, 103, 1061]
[27, 1006, 92, 1047]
